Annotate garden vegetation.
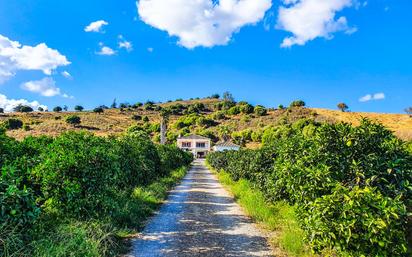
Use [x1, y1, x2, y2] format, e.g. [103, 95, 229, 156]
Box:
[0, 130, 192, 256]
[207, 119, 411, 257]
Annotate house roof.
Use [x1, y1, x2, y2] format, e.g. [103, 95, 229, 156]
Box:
[178, 134, 210, 140]
[214, 141, 240, 148]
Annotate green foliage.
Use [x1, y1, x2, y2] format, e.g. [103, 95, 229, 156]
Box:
[131, 114, 142, 121]
[13, 105, 33, 113]
[0, 108, 4, 113]
[207, 119, 411, 256]
[53, 106, 63, 112]
[2, 118, 23, 130]
[254, 105, 267, 116]
[231, 129, 252, 146]
[337, 102, 349, 112]
[290, 100, 306, 108]
[93, 107, 104, 114]
[74, 105, 84, 112]
[226, 106, 240, 115]
[238, 102, 254, 114]
[0, 129, 191, 256]
[65, 115, 81, 127]
[303, 185, 408, 256]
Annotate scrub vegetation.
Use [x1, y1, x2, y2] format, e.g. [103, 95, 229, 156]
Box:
[0, 129, 192, 256]
[207, 119, 411, 257]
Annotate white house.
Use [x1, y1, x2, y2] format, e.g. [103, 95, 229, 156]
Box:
[213, 141, 241, 152]
[177, 134, 211, 158]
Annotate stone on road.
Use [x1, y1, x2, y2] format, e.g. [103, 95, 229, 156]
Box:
[129, 160, 273, 257]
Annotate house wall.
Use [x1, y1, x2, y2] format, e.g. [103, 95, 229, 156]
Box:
[177, 138, 211, 158]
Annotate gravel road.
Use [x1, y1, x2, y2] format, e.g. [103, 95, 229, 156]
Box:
[128, 160, 273, 257]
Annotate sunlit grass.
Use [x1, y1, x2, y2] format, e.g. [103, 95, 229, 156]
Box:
[214, 169, 313, 257]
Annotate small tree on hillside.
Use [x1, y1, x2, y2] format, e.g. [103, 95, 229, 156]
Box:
[0, 108, 4, 113]
[223, 91, 235, 103]
[63, 105, 68, 112]
[254, 105, 267, 116]
[210, 93, 220, 99]
[337, 103, 349, 112]
[290, 100, 306, 108]
[13, 105, 33, 113]
[38, 107, 44, 112]
[405, 107, 412, 117]
[111, 98, 117, 109]
[93, 107, 104, 114]
[66, 115, 81, 127]
[74, 105, 84, 112]
[53, 106, 63, 113]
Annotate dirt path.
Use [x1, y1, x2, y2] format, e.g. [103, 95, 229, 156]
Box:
[128, 160, 273, 257]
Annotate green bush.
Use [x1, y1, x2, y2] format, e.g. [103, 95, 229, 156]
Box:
[66, 115, 81, 127]
[290, 100, 306, 108]
[32, 132, 122, 218]
[3, 118, 23, 130]
[207, 119, 412, 256]
[254, 105, 267, 116]
[226, 106, 240, 115]
[303, 185, 408, 256]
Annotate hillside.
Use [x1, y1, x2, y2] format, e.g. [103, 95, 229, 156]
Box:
[1, 98, 411, 142]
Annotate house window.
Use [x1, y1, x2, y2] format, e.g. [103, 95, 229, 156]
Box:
[182, 142, 191, 148]
[196, 142, 206, 148]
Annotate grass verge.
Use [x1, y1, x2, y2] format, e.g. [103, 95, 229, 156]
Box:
[212, 168, 313, 257]
[4, 166, 189, 257]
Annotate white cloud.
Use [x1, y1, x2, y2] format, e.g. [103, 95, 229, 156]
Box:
[0, 34, 70, 83]
[97, 43, 116, 56]
[84, 20, 109, 33]
[137, 0, 272, 49]
[61, 70, 72, 79]
[118, 35, 133, 51]
[359, 92, 385, 102]
[21, 77, 61, 97]
[277, 0, 356, 48]
[147, 47, 154, 53]
[0, 94, 47, 112]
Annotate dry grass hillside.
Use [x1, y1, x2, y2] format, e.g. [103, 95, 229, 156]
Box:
[1, 98, 411, 142]
[314, 108, 412, 140]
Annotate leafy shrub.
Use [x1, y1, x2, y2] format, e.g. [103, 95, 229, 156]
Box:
[254, 105, 267, 116]
[93, 107, 104, 114]
[290, 100, 306, 108]
[53, 106, 63, 112]
[1, 167, 40, 228]
[226, 106, 240, 115]
[2, 118, 23, 130]
[132, 114, 142, 121]
[238, 102, 254, 114]
[303, 185, 408, 256]
[0, 108, 4, 113]
[13, 105, 33, 113]
[32, 132, 122, 218]
[74, 105, 84, 112]
[65, 115, 81, 127]
[207, 119, 412, 256]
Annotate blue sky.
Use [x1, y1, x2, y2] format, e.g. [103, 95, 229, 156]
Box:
[0, 0, 411, 113]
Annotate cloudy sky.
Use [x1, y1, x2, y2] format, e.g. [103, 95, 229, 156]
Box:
[0, 0, 411, 112]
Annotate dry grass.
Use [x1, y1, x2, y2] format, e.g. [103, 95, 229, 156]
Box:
[314, 108, 412, 140]
[1, 100, 411, 141]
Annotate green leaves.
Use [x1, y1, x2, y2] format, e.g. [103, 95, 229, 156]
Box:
[207, 118, 412, 256]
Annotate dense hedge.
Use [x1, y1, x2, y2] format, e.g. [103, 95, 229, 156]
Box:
[207, 119, 411, 256]
[0, 129, 192, 255]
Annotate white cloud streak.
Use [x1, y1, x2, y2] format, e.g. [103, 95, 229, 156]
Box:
[359, 92, 385, 102]
[277, 0, 356, 48]
[0, 94, 47, 112]
[21, 77, 61, 97]
[84, 20, 109, 33]
[137, 0, 272, 49]
[0, 34, 70, 83]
